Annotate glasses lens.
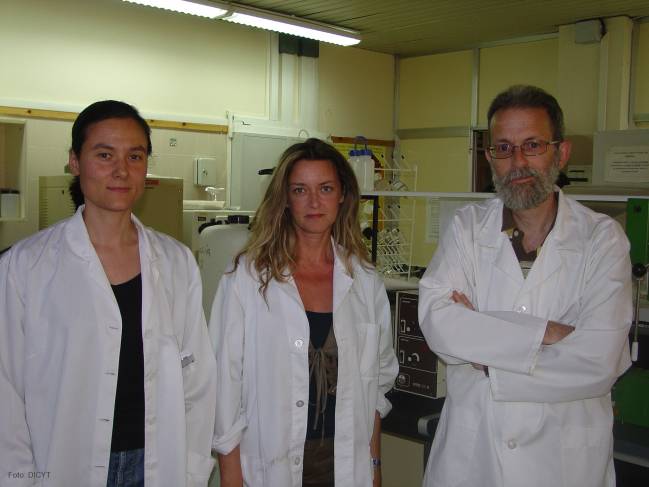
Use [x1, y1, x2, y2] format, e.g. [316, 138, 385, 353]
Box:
[492, 143, 512, 159]
[521, 140, 547, 156]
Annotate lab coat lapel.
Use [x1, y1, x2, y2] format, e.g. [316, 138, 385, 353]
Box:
[274, 239, 353, 311]
[519, 191, 580, 296]
[477, 200, 525, 285]
[64, 206, 114, 289]
[277, 275, 304, 309]
[332, 241, 353, 314]
[134, 215, 160, 334]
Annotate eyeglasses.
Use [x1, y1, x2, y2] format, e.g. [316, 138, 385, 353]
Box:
[487, 140, 560, 159]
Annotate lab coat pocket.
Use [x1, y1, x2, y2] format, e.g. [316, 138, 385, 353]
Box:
[357, 322, 380, 378]
[240, 453, 263, 487]
[186, 450, 216, 486]
[560, 425, 612, 486]
[428, 405, 479, 485]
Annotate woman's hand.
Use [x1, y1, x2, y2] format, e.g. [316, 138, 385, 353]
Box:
[218, 446, 243, 487]
[373, 466, 382, 487]
[370, 411, 382, 487]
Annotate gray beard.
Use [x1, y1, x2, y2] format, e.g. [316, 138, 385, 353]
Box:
[492, 162, 560, 210]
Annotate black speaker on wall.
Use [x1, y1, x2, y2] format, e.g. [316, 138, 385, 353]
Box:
[279, 33, 319, 58]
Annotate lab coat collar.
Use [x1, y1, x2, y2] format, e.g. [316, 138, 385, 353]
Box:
[279, 237, 354, 313]
[65, 205, 161, 264]
[331, 239, 354, 313]
[548, 189, 582, 251]
[477, 189, 583, 291]
[477, 189, 581, 251]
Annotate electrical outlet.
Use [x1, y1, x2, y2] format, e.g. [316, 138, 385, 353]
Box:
[169, 138, 177, 147]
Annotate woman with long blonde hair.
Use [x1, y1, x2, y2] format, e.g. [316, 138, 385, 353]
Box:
[210, 138, 398, 487]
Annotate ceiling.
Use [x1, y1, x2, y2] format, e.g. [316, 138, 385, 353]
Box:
[220, 0, 649, 57]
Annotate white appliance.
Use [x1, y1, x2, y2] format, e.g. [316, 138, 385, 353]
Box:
[182, 208, 254, 252]
[197, 221, 251, 320]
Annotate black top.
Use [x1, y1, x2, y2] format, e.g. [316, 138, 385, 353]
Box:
[110, 274, 145, 452]
[306, 311, 337, 440]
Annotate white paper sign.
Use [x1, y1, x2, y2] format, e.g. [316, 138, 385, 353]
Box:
[604, 146, 649, 183]
[425, 198, 440, 243]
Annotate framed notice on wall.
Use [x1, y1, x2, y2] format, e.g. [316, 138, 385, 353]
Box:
[593, 130, 649, 187]
[604, 146, 649, 184]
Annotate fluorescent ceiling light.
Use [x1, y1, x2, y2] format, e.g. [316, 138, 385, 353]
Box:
[122, 0, 361, 47]
[223, 9, 361, 46]
[122, 0, 227, 19]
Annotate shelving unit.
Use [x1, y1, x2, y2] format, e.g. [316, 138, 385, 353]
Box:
[360, 164, 418, 279]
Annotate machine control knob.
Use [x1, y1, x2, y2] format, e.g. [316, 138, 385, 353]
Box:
[632, 263, 648, 279]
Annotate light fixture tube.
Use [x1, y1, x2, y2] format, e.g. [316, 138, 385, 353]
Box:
[223, 8, 361, 46]
[122, 0, 227, 19]
[122, 0, 361, 46]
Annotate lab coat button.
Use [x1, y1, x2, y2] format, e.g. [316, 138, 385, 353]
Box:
[294, 339, 304, 348]
[507, 439, 517, 449]
[294, 456, 301, 465]
[296, 400, 304, 407]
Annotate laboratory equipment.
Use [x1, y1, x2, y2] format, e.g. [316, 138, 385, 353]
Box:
[614, 368, 649, 428]
[182, 207, 254, 251]
[627, 199, 649, 269]
[394, 290, 446, 398]
[38, 174, 183, 241]
[0, 189, 21, 218]
[197, 218, 251, 319]
[626, 198, 649, 361]
[632, 263, 648, 362]
[360, 195, 417, 279]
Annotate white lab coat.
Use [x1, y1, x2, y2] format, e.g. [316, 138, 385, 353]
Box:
[209, 243, 399, 486]
[419, 190, 632, 487]
[0, 208, 216, 487]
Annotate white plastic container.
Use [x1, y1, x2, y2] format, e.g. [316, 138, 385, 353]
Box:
[0, 190, 20, 219]
[349, 149, 374, 193]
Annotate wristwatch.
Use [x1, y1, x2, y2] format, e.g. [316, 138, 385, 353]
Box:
[371, 457, 381, 468]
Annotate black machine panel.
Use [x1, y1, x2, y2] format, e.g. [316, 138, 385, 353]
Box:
[394, 291, 446, 398]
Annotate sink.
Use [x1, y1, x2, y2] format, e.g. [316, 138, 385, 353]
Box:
[183, 200, 226, 210]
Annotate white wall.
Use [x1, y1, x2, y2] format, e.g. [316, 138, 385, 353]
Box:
[0, 0, 397, 248]
[0, 0, 269, 121]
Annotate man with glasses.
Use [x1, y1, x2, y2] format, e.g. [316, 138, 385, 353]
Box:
[418, 85, 631, 487]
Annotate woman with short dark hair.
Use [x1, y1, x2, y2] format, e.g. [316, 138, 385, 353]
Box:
[0, 100, 216, 487]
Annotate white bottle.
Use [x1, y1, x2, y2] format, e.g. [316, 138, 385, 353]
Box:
[349, 149, 374, 193]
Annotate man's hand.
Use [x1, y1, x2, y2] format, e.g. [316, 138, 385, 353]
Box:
[543, 321, 575, 345]
[451, 291, 486, 372]
[451, 290, 474, 311]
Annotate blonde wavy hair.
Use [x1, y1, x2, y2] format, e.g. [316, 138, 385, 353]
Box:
[233, 138, 371, 297]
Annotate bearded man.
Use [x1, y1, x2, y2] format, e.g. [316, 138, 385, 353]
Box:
[418, 85, 632, 487]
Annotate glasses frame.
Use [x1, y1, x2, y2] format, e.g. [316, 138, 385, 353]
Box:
[487, 140, 561, 159]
